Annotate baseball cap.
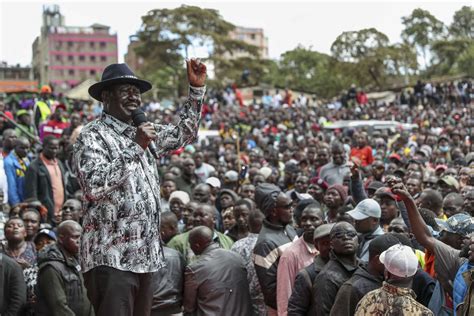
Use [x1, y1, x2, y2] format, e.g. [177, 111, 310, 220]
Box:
[169, 191, 190, 204]
[313, 223, 335, 240]
[466, 152, 474, 165]
[438, 213, 474, 236]
[379, 244, 418, 278]
[375, 187, 400, 201]
[347, 198, 381, 220]
[389, 153, 402, 162]
[205, 177, 221, 189]
[259, 167, 272, 179]
[310, 176, 329, 190]
[34, 229, 57, 243]
[16, 109, 30, 118]
[437, 175, 460, 190]
[367, 181, 384, 191]
[417, 145, 432, 158]
[224, 170, 238, 182]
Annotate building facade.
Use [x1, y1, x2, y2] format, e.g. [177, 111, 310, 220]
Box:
[0, 63, 37, 93]
[32, 5, 118, 92]
[228, 26, 269, 59]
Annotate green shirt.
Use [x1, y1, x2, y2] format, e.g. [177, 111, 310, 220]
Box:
[167, 231, 234, 264]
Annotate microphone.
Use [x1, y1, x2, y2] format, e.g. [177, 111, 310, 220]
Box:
[131, 109, 159, 159]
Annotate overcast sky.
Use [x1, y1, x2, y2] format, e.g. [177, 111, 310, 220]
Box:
[0, 0, 470, 66]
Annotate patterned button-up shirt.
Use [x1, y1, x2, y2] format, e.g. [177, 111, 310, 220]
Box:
[74, 86, 205, 273]
[355, 281, 434, 316]
[231, 233, 267, 316]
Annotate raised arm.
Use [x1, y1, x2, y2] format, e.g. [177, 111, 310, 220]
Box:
[153, 59, 207, 157]
[349, 161, 367, 204]
[390, 178, 436, 252]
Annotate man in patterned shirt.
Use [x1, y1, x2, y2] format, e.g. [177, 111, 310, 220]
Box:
[354, 244, 433, 316]
[73, 60, 206, 316]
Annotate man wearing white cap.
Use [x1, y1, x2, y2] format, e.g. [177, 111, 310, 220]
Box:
[347, 199, 384, 262]
[354, 244, 433, 315]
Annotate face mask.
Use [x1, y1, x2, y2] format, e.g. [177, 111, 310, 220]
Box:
[440, 145, 450, 153]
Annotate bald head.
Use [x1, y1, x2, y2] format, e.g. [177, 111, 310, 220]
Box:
[57, 220, 82, 255]
[58, 220, 82, 236]
[193, 183, 211, 203]
[189, 226, 214, 255]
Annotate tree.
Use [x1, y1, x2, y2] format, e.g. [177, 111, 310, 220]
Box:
[430, 38, 472, 75]
[331, 28, 390, 88]
[331, 28, 389, 62]
[401, 8, 445, 67]
[271, 46, 356, 98]
[450, 6, 474, 39]
[135, 5, 259, 97]
[457, 42, 474, 76]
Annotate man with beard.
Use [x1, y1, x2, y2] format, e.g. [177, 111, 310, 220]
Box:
[277, 204, 322, 315]
[312, 222, 359, 315]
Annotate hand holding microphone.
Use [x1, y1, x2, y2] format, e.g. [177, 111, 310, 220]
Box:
[132, 109, 160, 159]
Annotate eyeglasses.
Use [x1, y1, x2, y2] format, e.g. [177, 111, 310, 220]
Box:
[333, 231, 358, 239]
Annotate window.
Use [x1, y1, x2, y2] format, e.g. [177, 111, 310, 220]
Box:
[250, 34, 256, 40]
[79, 55, 85, 61]
[90, 42, 95, 48]
[56, 55, 62, 61]
[68, 55, 74, 61]
[100, 42, 106, 48]
[68, 69, 75, 75]
[90, 55, 96, 62]
[68, 41, 73, 48]
[100, 56, 107, 62]
[90, 70, 96, 75]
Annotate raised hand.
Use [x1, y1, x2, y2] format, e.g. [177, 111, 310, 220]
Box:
[187, 58, 207, 87]
[388, 176, 410, 200]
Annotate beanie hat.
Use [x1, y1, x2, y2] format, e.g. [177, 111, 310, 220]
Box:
[327, 184, 348, 202]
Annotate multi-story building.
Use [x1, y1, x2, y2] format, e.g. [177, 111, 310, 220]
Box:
[0, 62, 37, 93]
[124, 35, 145, 73]
[32, 5, 118, 92]
[227, 26, 269, 59]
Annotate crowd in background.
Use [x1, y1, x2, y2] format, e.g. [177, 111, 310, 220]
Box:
[0, 77, 473, 315]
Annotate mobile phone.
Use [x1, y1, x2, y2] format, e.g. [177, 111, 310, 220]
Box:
[239, 165, 248, 180]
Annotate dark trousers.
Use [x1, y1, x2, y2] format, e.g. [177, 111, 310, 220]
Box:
[84, 266, 153, 316]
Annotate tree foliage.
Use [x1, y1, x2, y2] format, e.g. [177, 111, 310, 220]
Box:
[450, 6, 474, 39]
[401, 8, 445, 66]
[135, 5, 259, 97]
[132, 5, 471, 100]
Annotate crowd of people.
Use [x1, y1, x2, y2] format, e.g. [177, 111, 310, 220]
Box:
[0, 60, 473, 316]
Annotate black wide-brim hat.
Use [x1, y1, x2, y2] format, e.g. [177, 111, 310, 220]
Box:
[88, 63, 152, 102]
